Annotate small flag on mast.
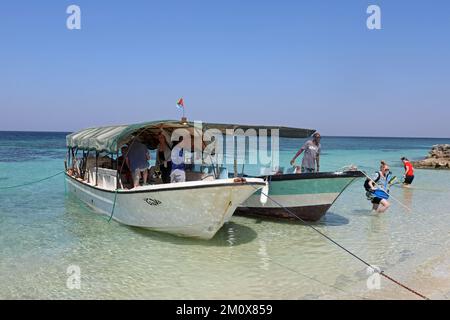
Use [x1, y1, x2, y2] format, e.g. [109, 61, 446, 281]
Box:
[176, 98, 184, 110]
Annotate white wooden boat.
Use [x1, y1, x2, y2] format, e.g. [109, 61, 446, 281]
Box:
[66, 173, 263, 239]
[65, 120, 266, 240]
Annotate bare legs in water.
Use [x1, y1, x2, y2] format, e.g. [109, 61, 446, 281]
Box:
[372, 199, 390, 213]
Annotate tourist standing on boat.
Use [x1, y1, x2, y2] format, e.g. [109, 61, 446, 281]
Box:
[156, 131, 173, 184]
[401, 157, 415, 186]
[170, 136, 186, 183]
[364, 161, 391, 213]
[290, 132, 321, 173]
[126, 138, 150, 188]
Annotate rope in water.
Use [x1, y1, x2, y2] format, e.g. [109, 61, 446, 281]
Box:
[108, 189, 119, 222]
[0, 164, 431, 298]
[249, 180, 430, 300]
[0, 171, 65, 190]
[326, 166, 435, 298]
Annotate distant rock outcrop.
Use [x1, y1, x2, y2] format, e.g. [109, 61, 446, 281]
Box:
[411, 144, 450, 169]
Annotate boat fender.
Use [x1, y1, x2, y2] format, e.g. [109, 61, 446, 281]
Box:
[260, 181, 269, 205]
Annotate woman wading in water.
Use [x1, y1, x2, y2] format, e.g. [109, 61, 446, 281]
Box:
[364, 161, 392, 213]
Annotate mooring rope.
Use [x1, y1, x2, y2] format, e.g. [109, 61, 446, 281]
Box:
[108, 189, 119, 222]
[248, 181, 430, 300]
[0, 171, 65, 190]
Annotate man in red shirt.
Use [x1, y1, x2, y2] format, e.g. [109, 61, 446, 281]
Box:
[401, 157, 415, 185]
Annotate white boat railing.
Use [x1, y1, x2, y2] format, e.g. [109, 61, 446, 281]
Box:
[88, 167, 118, 190]
[86, 166, 230, 190]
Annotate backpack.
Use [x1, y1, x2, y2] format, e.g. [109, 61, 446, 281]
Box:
[364, 171, 381, 192]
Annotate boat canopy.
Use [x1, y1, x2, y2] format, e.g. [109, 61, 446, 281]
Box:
[66, 120, 315, 153]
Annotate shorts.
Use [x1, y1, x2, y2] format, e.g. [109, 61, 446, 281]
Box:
[371, 197, 382, 205]
[170, 169, 186, 183]
[133, 168, 147, 182]
[404, 175, 414, 185]
[302, 167, 316, 173]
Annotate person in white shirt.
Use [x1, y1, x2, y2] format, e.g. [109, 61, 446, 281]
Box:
[170, 137, 186, 183]
[290, 132, 321, 173]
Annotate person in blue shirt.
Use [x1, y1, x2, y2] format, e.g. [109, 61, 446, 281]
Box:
[126, 138, 150, 188]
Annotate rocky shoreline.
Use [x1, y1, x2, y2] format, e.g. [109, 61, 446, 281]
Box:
[411, 144, 450, 169]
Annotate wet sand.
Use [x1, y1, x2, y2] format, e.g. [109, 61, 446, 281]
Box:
[349, 241, 450, 300]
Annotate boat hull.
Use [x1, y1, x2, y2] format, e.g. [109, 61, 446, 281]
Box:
[66, 174, 264, 239]
[236, 171, 364, 222]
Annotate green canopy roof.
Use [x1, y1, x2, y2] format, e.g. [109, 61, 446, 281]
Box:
[66, 120, 315, 153]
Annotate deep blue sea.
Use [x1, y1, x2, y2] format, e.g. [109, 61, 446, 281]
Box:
[1, 131, 450, 299]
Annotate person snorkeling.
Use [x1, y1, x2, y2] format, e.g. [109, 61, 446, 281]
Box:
[364, 161, 392, 213]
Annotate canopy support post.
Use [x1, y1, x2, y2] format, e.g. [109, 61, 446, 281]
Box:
[95, 152, 99, 186]
[233, 136, 238, 178]
[115, 149, 120, 190]
[71, 148, 75, 168]
[67, 147, 71, 171]
[84, 150, 90, 181]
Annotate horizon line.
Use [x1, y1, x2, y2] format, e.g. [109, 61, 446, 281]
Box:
[1, 130, 449, 140]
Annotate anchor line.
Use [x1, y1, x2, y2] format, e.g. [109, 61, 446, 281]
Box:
[0, 171, 65, 190]
[248, 183, 430, 300]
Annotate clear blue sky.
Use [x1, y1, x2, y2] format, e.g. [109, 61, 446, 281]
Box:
[1, 0, 449, 137]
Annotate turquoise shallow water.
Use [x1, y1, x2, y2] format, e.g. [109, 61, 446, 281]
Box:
[1, 132, 450, 299]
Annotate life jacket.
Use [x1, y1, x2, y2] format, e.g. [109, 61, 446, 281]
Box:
[364, 171, 381, 192]
[364, 171, 391, 192]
